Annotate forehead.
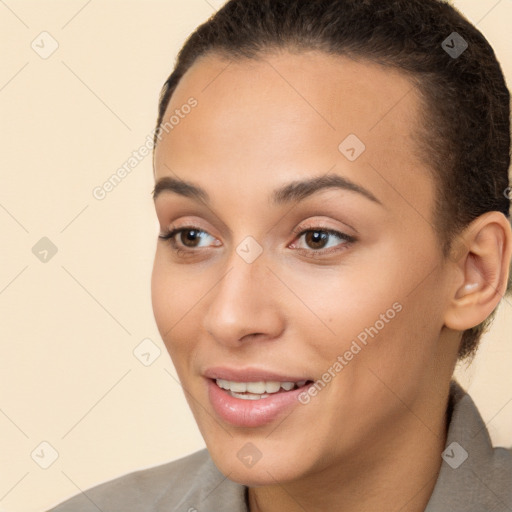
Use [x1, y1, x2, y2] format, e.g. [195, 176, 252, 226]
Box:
[154, 51, 434, 222]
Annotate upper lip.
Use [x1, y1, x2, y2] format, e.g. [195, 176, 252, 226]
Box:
[203, 366, 312, 382]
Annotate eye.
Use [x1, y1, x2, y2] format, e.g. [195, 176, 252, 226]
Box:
[159, 226, 219, 254]
[290, 224, 355, 257]
[158, 223, 356, 258]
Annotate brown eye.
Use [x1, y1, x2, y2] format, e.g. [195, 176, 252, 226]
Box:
[304, 231, 329, 250]
[159, 226, 218, 255]
[291, 226, 356, 257]
[179, 229, 203, 248]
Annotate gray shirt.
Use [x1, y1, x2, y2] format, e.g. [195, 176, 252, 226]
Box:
[48, 381, 512, 511]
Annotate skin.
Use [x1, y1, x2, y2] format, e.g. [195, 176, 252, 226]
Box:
[151, 51, 512, 512]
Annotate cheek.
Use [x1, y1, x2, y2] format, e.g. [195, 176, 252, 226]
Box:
[332, 278, 444, 400]
[151, 250, 197, 358]
[313, 269, 400, 341]
[306, 246, 437, 370]
[151, 251, 173, 335]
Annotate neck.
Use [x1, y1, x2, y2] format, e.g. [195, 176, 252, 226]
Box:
[248, 389, 450, 512]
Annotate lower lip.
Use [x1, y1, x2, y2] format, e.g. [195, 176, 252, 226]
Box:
[207, 379, 309, 428]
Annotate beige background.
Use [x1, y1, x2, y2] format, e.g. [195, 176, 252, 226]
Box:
[0, 1, 510, 510]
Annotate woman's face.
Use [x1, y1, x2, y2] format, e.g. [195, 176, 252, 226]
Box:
[152, 51, 457, 485]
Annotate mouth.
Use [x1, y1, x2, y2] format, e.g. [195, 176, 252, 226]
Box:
[214, 378, 312, 400]
[205, 372, 315, 427]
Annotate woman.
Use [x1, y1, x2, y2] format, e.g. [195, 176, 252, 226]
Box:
[50, 0, 512, 510]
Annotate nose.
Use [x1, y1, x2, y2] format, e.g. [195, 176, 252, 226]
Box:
[202, 250, 285, 347]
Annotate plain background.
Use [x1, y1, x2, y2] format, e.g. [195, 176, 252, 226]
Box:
[0, 1, 511, 510]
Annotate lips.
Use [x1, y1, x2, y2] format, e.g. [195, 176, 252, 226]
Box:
[203, 367, 312, 383]
[204, 367, 314, 427]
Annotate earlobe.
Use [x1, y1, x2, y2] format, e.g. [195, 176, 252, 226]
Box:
[444, 212, 512, 331]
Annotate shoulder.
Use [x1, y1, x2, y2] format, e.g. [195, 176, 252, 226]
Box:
[47, 449, 246, 512]
[426, 381, 512, 511]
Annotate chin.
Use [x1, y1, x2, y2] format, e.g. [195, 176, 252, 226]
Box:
[204, 434, 313, 487]
[212, 453, 304, 487]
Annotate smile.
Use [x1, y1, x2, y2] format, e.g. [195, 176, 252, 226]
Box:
[215, 379, 308, 400]
[207, 376, 314, 427]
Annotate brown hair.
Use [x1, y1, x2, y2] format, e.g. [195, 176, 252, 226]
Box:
[153, 0, 511, 360]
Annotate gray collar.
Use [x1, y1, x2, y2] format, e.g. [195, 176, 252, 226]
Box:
[424, 380, 512, 511]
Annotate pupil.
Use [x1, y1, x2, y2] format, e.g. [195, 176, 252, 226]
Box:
[307, 231, 327, 249]
[183, 230, 199, 246]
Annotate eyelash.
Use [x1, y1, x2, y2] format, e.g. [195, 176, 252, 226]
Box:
[158, 224, 356, 259]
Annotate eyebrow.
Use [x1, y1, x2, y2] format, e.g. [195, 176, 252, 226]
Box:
[152, 174, 382, 206]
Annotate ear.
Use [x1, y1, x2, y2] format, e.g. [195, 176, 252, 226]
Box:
[444, 211, 512, 331]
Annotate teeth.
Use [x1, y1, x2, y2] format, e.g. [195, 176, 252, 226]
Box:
[230, 381, 247, 393]
[231, 391, 270, 400]
[264, 381, 281, 393]
[247, 382, 266, 394]
[215, 379, 306, 396]
[216, 379, 230, 390]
